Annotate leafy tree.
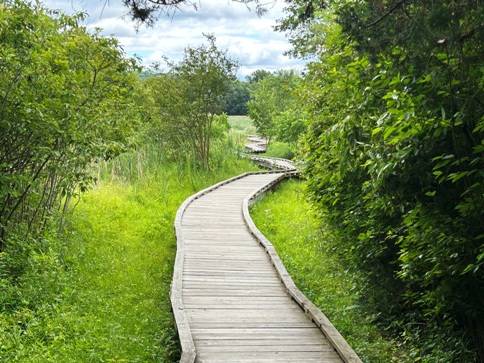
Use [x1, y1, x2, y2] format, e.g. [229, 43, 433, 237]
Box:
[143, 34, 238, 169]
[280, 1, 484, 361]
[246, 69, 272, 84]
[223, 80, 250, 115]
[247, 70, 305, 145]
[0, 2, 141, 253]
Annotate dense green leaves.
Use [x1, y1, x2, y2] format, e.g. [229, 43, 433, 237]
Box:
[281, 1, 484, 361]
[223, 80, 250, 115]
[142, 34, 238, 169]
[0, 1, 141, 257]
[247, 70, 306, 145]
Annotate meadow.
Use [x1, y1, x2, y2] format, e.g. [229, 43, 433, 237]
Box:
[0, 120, 257, 362]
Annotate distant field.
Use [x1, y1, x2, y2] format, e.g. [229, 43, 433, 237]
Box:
[228, 115, 256, 135]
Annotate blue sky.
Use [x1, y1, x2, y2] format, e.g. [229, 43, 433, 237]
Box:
[41, 0, 305, 79]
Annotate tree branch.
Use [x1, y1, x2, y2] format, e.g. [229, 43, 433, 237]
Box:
[367, 0, 408, 28]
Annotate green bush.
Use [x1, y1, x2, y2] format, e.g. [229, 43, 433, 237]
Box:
[265, 141, 295, 160]
[297, 6, 483, 361]
[250, 180, 411, 363]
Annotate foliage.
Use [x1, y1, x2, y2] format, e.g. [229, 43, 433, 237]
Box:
[281, 1, 484, 361]
[0, 1, 140, 251]
[274, 0, 328, 59]
[245, 69, 272, 84]
[247, 70, 306, 144]
[223, 79, 250, 115]
[142, 34, 238, 169]
[263, 141, 295, 160]
[0, 139, 259, 362]
[250, 179, 412, 363]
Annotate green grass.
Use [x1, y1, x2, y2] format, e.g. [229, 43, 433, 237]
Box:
[54, 181, 180, 362]
[227, 115, 256, 135]
[263, 141, 295, 159]
[250, 179, 412, 363]
[226, 115, 257, 154]
[0, 139, 259, 362]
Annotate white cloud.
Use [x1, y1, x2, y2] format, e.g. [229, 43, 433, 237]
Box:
[41, 0, 304, 79]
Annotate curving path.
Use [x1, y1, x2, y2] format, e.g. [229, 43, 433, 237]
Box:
[171, 159, 361, 362]
[244, 135, 268, 153]
[246, 155, 297, 172]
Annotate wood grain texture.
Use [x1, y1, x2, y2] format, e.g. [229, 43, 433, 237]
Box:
[171, 169, 361, 363]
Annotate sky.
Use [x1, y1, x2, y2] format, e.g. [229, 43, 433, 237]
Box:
[41, 0, 304, 80]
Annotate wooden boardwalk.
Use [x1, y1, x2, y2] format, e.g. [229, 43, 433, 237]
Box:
[171, 168, 362, 362]
[244, 135, 267, 153]
[247, 155, 297, 172]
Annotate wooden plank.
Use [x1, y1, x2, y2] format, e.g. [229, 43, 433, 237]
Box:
[183, 296, 295, 305]
[186, 309, 310, 320]
[196, 344, 334, 352]
[195, 338, 330, 347]
[195, 351, 341, 359]
[190, 327, 324, 337]
[182, 290, 289, 297]
[183, 304, 300, 310]
[189, 322, 317, 329]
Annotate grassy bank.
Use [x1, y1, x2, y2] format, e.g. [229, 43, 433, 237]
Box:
[0, 136, 258, 362]
[250, 179, 412, 363]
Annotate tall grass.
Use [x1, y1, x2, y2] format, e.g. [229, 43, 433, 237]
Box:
[0, 136, 258, 362]
[250, 179, 412, 363]
[227, 115, 256, 135]
[263, 141, 296, 159]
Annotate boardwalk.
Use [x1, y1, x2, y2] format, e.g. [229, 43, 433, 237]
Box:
[171, 170, 361, 362]
[247, 155, 297, 172]
[244, 135, 267, 153]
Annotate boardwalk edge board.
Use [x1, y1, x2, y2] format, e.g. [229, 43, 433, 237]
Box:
[242, 174, 363, 363]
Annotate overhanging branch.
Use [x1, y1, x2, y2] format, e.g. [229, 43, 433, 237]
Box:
[367, 0, 408, 28]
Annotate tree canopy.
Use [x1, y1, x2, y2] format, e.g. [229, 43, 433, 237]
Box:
[223, 80, 250, 116]
[142, 34, 238, 169]
[247, 70, 305, 145]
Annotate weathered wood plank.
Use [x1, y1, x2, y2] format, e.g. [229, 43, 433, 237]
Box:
[196, 351, 341, 359]
[188, 322, 318, 329]
[196, 344, 335, 352]
[190, 327, 324, 337]
[195, 338, 330, 347]
[182, 289, 289, 297]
